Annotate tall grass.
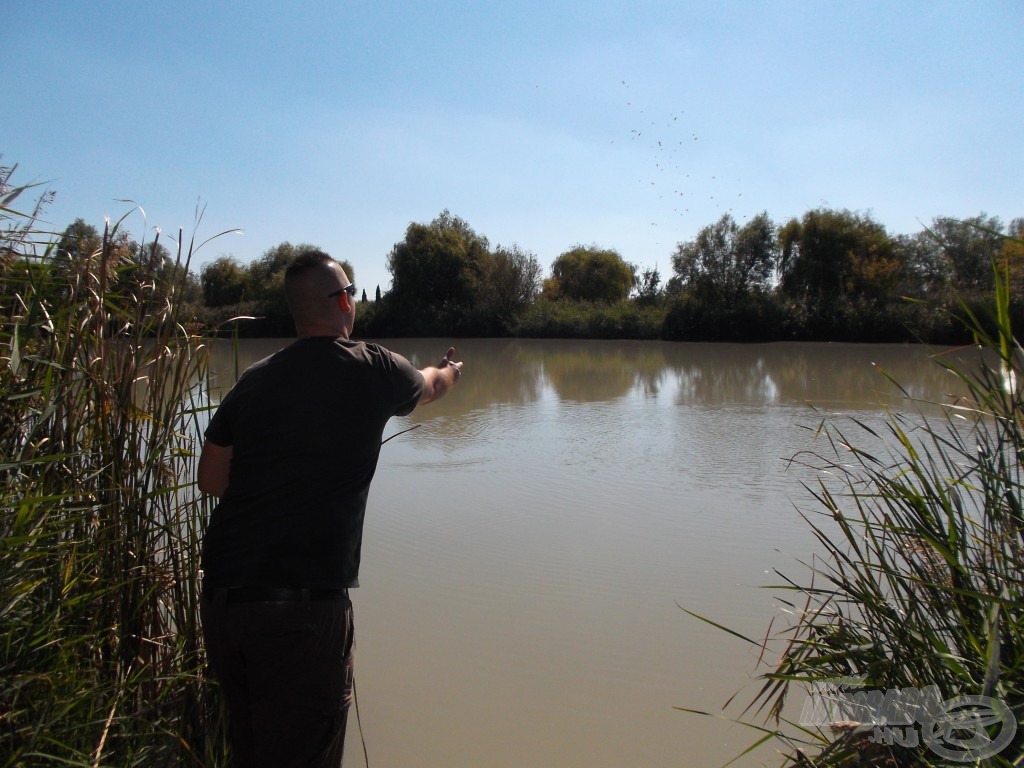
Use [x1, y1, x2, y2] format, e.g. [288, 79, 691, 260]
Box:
[1, 167, 232, 766]
[685, 253, 1024, 765]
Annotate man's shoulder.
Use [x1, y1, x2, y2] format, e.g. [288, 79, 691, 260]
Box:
[248, 338, 417, 383]
[349, 340, 409, 368]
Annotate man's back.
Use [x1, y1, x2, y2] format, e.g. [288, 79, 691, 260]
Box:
[200, 337, 422, 589]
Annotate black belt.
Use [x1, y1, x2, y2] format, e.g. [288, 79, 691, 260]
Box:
[203, 586, 349, 603]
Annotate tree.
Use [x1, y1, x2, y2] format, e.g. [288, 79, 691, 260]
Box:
[545, 245, 634, 303]
[928, 214, 1005, 294]
[201, 256, 251, 307]
[56, 218, 101, 261]
[385, 210, 492, 334]
[845, 236, 902, 301]
[892, 231, 947, 299]
[54, 218, 134, 289]
[55, 218, 103, 280]
[484, 244, 542, 325]
[778, 209, 895, 302]
[634, 266, 662, 306]
[670, 212, 776, 301]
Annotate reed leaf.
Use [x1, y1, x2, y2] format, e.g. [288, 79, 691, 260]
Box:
[686, 241, 1024, 765]
[1, 170, 230, 765]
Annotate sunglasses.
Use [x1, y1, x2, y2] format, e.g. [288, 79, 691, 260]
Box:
[327, 283, 356, 299]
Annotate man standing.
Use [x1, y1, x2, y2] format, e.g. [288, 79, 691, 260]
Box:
[197, 250, 462, 767]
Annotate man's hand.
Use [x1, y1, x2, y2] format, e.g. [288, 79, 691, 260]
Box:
[419, 346, 463, 404]
[440, 346, 463, 379]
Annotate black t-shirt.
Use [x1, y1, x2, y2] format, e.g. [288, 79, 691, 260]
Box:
[200, 337, 424, 589]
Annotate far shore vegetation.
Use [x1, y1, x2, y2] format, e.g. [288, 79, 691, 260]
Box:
[52, 192, 1024, 344]
[3, 159, 1022, 765]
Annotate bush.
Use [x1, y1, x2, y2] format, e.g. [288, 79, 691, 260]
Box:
[515, 298, 665, 340]
[663, 290, 784, 342]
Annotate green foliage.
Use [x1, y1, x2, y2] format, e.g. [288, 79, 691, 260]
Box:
[516, 297, 665, 340]
[670, 212, 777, 301]
[663, 289, 783, 342]
[1, 167, 232, 765]
[198, 243, 352, 337]
[892, 230, 948, 300]
[659, 209, 1024, 343]
[55, 217, 102, 261]
[779, 208, 898, 304]
[634, 265, 664, 307]
[350, 293, 385, 337]
[40, 197, 1023, 345]
[482, 243, 543, 329]
[56, 202, 1014, 343]
[685, 254, 1024, 766]
[249, 242, 352, 336]
[545, 245, 635, 303]
[201, 255, 251, 306]
[929, 213, 1006, 294]
[374, 211, 541, 337]
[383, 210, 492, 335]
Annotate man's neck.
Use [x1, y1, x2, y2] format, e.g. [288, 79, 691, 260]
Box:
[297, 323, 349, 339]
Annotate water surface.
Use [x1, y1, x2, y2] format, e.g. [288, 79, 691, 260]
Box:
[206, 338, 967, 767]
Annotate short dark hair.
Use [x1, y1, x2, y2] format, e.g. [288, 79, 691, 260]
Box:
[283, 250, 341, 323]
[284, 249, 336, 281]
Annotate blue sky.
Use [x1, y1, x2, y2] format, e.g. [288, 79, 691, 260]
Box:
[6, 1, 1022, 295]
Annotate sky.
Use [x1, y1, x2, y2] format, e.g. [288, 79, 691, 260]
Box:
[6, 0, 1022, 295]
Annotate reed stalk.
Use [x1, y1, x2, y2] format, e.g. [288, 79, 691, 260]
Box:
[1, 168, 234, 766]
[684, 246, 1024, 766]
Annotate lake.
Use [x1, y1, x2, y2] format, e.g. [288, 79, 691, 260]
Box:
[204, 337, 970, 767]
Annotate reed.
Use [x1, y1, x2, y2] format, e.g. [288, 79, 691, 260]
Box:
[1, 168, 234, 766]
[684, 249, 1024, 765]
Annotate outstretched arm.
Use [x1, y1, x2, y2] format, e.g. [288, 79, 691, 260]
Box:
[418, 346, 463, 405]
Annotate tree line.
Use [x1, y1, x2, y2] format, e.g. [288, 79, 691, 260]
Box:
[52, 207, 1024, 343]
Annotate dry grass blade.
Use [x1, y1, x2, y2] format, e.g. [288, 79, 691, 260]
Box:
[1, 168, 232, 766]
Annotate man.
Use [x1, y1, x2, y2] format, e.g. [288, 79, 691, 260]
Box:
[197, 250, 462, 767]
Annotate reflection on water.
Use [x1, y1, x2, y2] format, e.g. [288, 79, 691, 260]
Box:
[208, 337, 969, 412]
[203, 337, 969, 768]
